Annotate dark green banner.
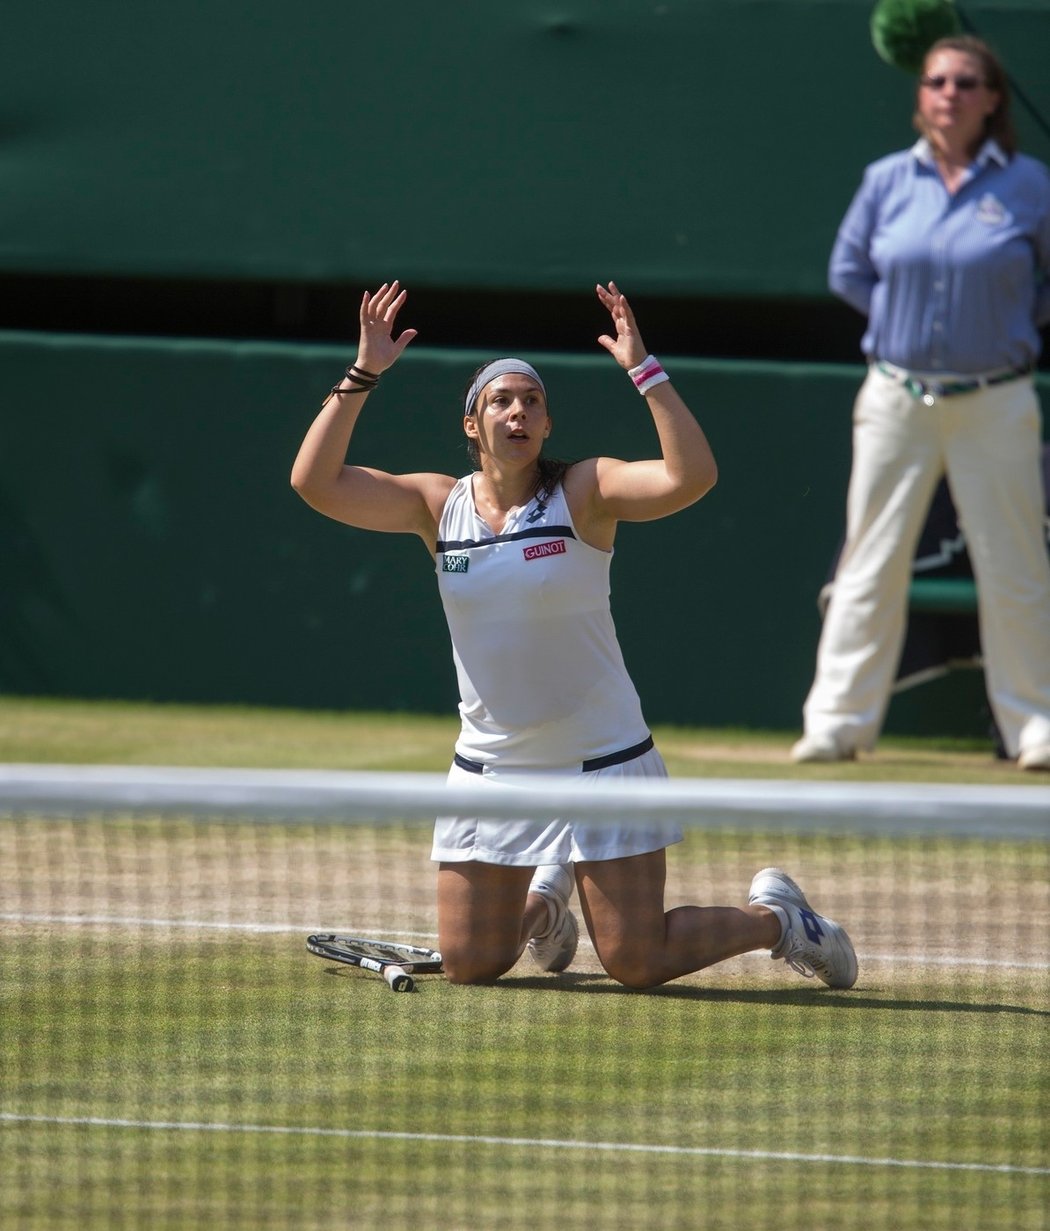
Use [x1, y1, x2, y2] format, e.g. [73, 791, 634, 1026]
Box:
[4, 2, 1046, 295]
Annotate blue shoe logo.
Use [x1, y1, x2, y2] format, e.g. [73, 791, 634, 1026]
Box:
[799, 909, 824, 945]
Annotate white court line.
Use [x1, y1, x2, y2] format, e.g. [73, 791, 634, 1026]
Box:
[862, 952, 1049, 971]
[1, 1112, 1046, 1177]
[2, 912, 316, 936]
[4, 912, 1048, 971]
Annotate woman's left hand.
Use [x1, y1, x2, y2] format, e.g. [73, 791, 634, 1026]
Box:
[596, 281, 647, 371]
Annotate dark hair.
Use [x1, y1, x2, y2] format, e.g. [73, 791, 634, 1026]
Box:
[913, 35, 1016, 156]
[461, 364, 571, 500]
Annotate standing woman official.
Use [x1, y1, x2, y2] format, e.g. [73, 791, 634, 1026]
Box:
[292, 280, 857, 991]
[793, 35, 1050, 770]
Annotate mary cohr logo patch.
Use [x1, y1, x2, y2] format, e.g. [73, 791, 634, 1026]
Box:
[442, 554, 469, 573]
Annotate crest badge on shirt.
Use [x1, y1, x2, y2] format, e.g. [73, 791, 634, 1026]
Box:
[975, 193, 1009, 226]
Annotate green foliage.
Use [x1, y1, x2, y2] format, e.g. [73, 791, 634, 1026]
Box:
[870, 0, 962, 75]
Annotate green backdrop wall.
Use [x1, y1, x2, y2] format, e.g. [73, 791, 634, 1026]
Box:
[5, 2, 1049, 294]
[4, 1, 1049, 737]
[4, 330, 1043, 732]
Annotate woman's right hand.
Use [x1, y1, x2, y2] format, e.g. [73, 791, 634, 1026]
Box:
[355, 281, 418, 375]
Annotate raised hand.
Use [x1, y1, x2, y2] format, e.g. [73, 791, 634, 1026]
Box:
[355, 281, 418, 375]
[595, 281, 647, 371]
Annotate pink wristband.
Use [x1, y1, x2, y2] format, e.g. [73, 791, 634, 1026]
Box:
[628, 355, 670, 395]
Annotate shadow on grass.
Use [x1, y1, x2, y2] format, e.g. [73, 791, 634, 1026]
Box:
[495, 971, 1050, 1015]
[318, 962, 1047, 1016]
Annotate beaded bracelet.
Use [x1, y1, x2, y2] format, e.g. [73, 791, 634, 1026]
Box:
[628, 355, 670, 396]
[321, 383, 372, 407]
[320, 363, 382, 406]
[343, 370, 378, 389]
[348, 363, 381, 381]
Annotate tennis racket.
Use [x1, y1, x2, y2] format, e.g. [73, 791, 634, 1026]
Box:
[306, 933, 444, 993]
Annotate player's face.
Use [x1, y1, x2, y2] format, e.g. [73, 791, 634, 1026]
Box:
[466, 374, 551, 462]
[917, 49, 999, 152]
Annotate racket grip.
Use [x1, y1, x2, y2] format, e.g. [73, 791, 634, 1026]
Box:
[384, 965, 414, 993]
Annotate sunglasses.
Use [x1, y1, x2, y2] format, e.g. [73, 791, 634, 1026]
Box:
[920, 74, 984, 92]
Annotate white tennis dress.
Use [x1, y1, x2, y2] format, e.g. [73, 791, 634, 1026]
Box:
[431, 475, 682, 865]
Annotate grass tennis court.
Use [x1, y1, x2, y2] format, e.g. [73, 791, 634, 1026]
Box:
[0, 694, 1043, 783]
[2, 698, 1048, 1230]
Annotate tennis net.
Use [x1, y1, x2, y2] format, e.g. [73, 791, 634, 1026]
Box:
[2, 765, 1048, 1231]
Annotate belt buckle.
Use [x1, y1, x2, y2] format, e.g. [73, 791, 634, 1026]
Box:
[921, 378, 972, 404]
[905, 376, 937, 405]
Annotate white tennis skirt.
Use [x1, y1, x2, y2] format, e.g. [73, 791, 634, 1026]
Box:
[431, 746, 683, 866]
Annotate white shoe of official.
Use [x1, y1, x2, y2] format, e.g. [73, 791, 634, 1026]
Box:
[749, 867, 858, 989]
[1018, 743, 1050, 772]
[527, 865, 579, 973]
[790, 733, 856, 764]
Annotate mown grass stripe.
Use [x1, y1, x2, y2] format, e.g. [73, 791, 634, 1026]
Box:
[4, 912, 1047, 970]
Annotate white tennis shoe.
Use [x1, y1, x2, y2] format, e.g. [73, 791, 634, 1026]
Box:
[527, 865, 579, 973]
[749, 867, 858, 989]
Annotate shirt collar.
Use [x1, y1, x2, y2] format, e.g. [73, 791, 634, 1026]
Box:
[911, 137, 1008, 169]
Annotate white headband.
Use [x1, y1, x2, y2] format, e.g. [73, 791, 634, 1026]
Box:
[463, 358, 546, 417]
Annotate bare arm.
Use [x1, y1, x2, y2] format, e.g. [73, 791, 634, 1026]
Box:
[290, 282, 453, 547]
[570, 283, 717, 538]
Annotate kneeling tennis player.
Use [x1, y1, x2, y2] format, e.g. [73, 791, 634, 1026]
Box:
[291, 281, 858, 991]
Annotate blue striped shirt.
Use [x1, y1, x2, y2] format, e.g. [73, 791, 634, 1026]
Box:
[829, 139, 1050, 373]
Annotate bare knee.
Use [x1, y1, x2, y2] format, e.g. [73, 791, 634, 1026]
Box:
[596, 943, 667, 991]
[605, 965, 665, 991]
[437, 863, 532, 985]
[441, 945, 519, 986]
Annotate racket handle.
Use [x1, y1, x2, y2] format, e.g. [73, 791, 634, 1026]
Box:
[384, 965, 414, 993]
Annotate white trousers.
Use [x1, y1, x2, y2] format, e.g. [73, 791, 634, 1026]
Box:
[803, 365, 1050, 757]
